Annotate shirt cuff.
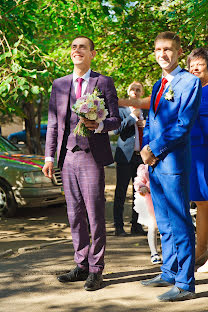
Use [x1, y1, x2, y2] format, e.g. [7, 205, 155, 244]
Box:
[94, 121, 104, 133]
[130, 112, 138, 122]
[45, 157, 54, 163]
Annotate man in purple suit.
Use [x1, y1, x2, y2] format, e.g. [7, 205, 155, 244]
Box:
[42, 36, 120, 291]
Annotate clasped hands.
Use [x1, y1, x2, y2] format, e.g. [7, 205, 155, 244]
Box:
[140, 145, 159, 167]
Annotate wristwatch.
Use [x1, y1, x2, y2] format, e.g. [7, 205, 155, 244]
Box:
[147, 145, 153, 153]
[147, 145, 157, 159]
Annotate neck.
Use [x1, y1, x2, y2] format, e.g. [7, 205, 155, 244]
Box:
[162, 64, 178, 76]
[74, 65, 90, 77]
[201, 78, 208, 87]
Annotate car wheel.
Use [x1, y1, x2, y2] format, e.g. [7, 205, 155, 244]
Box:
[0, 182, 17, 217]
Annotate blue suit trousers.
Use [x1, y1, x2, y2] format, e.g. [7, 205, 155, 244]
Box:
[149, 168, 195, 292]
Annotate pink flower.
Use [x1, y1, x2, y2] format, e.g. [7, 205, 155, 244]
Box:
[97, 109, 104, 119]
[94, 100, 99, 107]
[80, 103, 90, 113]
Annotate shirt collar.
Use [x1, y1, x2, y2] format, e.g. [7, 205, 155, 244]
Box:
[73, 68, 91, 83]
[162, 65, 182, 83]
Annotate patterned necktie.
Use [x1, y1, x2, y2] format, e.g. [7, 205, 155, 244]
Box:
[76, 77, 84, 99]
[154, 77, 168, 111]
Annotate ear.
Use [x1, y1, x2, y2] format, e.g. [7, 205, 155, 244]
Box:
[91, 50, 96, 59]
[178, 47, 183, 57]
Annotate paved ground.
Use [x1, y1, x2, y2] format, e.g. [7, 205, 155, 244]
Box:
[0, 167, 208, 312]
[0, 226, 208, 312]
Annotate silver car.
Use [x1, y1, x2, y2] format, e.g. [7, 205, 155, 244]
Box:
[0, 136, 65, 217]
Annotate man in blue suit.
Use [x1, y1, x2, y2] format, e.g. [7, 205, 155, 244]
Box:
[113, 81, 146, 236]
[140, 32, 202, 301]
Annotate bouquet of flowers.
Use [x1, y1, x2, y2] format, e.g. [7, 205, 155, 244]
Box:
[72, 89, 108, 137]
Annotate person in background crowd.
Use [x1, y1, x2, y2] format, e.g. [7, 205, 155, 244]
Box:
[113, 81, 146, 236]
[187, 47, 208, 273]
[134, 164, 162, 264]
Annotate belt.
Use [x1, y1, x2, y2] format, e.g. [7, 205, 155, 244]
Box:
[71, 145, 90, 153]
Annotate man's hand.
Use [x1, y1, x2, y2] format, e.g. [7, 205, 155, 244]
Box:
[80, 117, 99, 131]
[140, 145, 158, 166]
[42, 161, 54, 179]
[136, 119, 146, 128]
[132, 108, 141, 118]
[139, 186, 149, 196]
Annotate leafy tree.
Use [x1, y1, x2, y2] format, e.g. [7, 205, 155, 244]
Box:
[0, 0, 207, 153]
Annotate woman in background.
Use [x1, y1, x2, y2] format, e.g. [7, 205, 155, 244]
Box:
[187, 47, 208, 273]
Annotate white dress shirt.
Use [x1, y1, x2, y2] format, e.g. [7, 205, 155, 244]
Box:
[163, 65, 182, 91]
[73, 68, 91, 96]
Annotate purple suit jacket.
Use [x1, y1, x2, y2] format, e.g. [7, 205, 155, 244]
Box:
[45, 70, 121, 167]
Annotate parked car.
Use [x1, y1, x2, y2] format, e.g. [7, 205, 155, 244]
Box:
[7, 124, 47, 144]
[0, 136, 65, 217]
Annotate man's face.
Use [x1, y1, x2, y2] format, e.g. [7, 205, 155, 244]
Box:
[154, 39, 182, 74]
[189, 57, 208, 82]
[129, 84, 143, 99]
[70, 37, 95, 67]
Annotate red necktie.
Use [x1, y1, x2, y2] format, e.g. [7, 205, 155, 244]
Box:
[154, 78, 168, 111]
[76, 78, 84, 99]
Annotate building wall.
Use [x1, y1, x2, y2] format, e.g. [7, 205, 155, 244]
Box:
[1, 117, 24, 137]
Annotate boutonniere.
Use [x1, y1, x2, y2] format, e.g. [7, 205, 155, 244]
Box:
[165, 85, 174, 101]
[94, 87, 103, 96]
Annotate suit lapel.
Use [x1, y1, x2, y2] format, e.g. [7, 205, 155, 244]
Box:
[84, 71, 99, 95]
[168, 69, 185, 89]
[60, 74, 73, 127]
[152, 80, 161, 114]
[154, 69, 185, 116]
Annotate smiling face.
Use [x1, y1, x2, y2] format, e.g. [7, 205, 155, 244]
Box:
[70, 37, 96, 71]
[154, 39, 182, 75]
[189, 57, 208, 86]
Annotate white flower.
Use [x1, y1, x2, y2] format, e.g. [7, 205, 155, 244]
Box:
[165, 85, 174, 101]
[86, 111, 97, 120]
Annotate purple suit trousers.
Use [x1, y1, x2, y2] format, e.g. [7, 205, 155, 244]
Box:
[61, 150, 106, 273]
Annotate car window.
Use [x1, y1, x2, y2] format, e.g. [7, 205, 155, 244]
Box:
[0, 136, 20, 152]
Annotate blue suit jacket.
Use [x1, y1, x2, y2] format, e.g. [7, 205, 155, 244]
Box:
[142, 69, 202, 174]
[114, 107, 138, 163]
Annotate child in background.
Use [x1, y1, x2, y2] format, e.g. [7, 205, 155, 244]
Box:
[134, 164, 162, 264]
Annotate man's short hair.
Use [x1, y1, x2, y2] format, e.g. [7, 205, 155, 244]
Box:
[154, 31, 181, 50]
[72, 35, 95, 51]
[127, 81, 144, 96]
[187, 47, 208, 70]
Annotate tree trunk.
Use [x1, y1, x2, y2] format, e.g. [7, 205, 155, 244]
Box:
[23, 101, 43, 155]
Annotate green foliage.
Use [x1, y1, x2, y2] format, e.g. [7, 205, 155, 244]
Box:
[0, 0, 207, 117]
